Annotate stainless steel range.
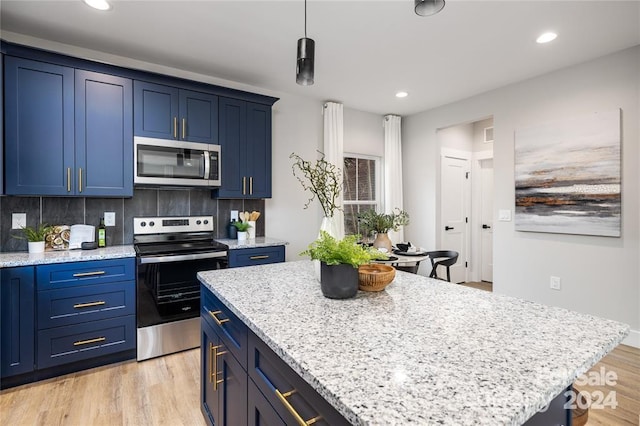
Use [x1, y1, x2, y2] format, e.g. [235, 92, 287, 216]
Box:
[134, 216, 227, 361]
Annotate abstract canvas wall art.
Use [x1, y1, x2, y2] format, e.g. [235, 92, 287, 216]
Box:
[515, 109, 621, 237]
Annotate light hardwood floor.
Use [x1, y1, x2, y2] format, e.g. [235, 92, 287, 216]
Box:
[1, 341, 637, 425]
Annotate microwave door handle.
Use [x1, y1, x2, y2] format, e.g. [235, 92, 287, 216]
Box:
[203, 151, 211, 180]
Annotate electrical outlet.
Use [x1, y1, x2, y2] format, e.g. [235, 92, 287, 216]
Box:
[104, 212, 116, 227]
[550, 276, 561, 290]
[498, 209, 512, 221]
[12, 213, 27, 229]
[230, 210, 239, 221]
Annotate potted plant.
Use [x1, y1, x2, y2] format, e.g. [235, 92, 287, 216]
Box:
[290, 151, 342, 237]
[15, 223, 53, 254]
[233, 221, 251, 241]
[300, 231, 388, 299]
[357, 208, 410, 252]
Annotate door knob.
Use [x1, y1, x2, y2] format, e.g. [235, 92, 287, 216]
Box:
[482, 224, 492, 229]
[445, 226, 454, 231]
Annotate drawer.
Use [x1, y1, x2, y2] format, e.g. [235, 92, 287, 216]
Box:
[38, 281, 135, 329]
[201, 284, 247, 369]
[248, 331, 350, 426]
[37, 315, 135, 369]
[36, 258, 135, 290]
[248, 377, 285, 426]
[228, 246, 285, 268]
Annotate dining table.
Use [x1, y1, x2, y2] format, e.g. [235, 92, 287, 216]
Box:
[374, 249, 430, 274]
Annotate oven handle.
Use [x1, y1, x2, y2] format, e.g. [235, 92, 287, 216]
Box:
[139, 251, 228, 264]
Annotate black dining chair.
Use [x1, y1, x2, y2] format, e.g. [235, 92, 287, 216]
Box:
[426, 250, 459, 282]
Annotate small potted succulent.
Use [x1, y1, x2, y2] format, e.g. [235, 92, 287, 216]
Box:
[15, 223, 53, 253]
[357, 208, 410, 252]
[300, 232, 388, 299]
[233, 221, 251, 241]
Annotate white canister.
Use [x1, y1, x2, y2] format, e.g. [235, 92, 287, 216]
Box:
[237, 231, 248, 241]
[247, 221, 256, 239]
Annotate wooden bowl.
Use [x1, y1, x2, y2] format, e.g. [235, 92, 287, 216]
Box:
[358, 264, 396, 292]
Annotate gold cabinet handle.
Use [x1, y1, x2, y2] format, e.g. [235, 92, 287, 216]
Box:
[73, 337, 106, 346]
[209, 343, 216, 383]
[275, 389, 322, 425]
[173, 117, 178, 139]
[210, 344, 228, 390]
[73, 301, 106, 309]
[250, 176, 253, 195]
[208, 310, 230, 326]
[250, 255, 269, 260]
[242, 176, 246, 195]
[182, 118, 186, 139]
[67, 167, 71, 192]
[78, 168, 83, 192]
[73, 271, 106, 277]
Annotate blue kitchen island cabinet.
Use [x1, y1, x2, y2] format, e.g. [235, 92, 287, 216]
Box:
[216, 98, 272, 199]
[4, 57, 133, 197]
[198, 261, 630, 426]
[0, 267, 35, 380]
[134, 81, 218, 144]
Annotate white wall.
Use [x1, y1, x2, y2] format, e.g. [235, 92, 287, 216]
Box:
[404, 46, 640, 347]
[343, 108, 384, 157]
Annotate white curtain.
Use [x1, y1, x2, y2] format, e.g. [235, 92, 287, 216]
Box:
[384, 114, 404, 243]
[323, 102, 345, 239]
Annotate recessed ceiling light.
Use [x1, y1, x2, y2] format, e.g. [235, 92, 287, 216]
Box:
[395, 91, 409, 98]
[536, 32, 557, 44]
[83, 0, 111, 11]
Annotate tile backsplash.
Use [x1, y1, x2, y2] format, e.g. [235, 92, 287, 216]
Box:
[0, 189, 265, 252]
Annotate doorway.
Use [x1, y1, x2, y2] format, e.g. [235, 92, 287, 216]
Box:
[437, 117, 494, 285]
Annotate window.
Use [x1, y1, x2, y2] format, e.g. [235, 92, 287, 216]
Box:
[343, 154, 381, 237]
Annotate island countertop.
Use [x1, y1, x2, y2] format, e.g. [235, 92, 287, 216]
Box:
[198, 260, 629, 425]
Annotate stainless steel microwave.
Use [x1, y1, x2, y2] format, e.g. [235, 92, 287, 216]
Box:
[134, 137, 221, 187]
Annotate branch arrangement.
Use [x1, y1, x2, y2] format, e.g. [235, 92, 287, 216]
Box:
[290, 152, 342, 218]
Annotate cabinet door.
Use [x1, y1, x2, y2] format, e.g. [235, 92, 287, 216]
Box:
[219, 345, 248, 426]
[4, 57, 75, 195]
[202, 320, 221, 426]
[217, 97, 247, 198]
[246, 102, 272, 198]
[134, 81, 179, 139]
[75, 70, 133, 197]
[1, 267, 35, 378]
[180, 90, 218, 144]
[1, 53, 4, 195]
[248, 379, 285, 426]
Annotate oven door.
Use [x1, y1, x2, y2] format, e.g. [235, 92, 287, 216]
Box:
[136, 251, 227, 328]
[134, 137, 214, 187]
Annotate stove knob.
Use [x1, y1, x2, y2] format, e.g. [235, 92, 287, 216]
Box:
[204, 220, 209, 225]
[149, 221, 155, 227]
[196, 220, 202, 225]
[140, 222, 146, 227]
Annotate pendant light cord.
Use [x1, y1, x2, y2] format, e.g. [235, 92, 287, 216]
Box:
[304, 0, 307, 38]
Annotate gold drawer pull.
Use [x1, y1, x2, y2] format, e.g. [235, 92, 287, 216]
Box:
[67, 167, 71, 192]
[209, 310, 230, 326]
[78, 168, 83, 193]
[250, 176, 253, 195]
[72, 271, 106, 277]
[242, 176, 247, 195]
[73, 337, 106, 346]
[182, 118, 186, 139]
[275, 389, 322, 425]
[73, 301, 106, 309]
[209, 343, 220, 383]
[250, 255, 269, 260]
[173, 116, 178, 139]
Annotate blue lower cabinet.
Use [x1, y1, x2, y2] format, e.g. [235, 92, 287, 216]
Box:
[228, 246, 285, 268]
[37, 315, 135, 369]
[201, 319, 247, 426]
[1, 267, 35, 378]
[248, 379, 285, 426]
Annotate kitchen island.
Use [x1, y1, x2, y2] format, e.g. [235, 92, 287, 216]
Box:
[197, 261, 629, 425]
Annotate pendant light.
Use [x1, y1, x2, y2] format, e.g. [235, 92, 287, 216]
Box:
[296, 0, 315, 85]
[414, 0, 445, 16]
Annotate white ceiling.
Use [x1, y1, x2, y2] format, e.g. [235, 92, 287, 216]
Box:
[1, 1, 639, 116]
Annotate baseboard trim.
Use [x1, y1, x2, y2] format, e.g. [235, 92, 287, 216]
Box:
[622, 329, 640, 348]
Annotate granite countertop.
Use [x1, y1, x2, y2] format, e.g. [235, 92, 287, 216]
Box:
[0, 245, 136, 268]
[198, 260, 629, 426]
[216, 236, 288, 249]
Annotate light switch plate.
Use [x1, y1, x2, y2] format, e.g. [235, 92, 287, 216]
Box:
[104, 212, 116, 227]
[230, 210, 239, 221]
[12, 213, 27, 229]
[498, 209, 512, 221]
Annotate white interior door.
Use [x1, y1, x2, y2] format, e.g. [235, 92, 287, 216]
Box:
[440, 155, 469, 283]
[480, 159, 494, 282]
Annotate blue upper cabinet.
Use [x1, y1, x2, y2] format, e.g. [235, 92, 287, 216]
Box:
[216, 98, 272, 199]
[134, 81, 218, 144]
[1, 53, 4, 195]
[75, 70, 133, 197]
[4, 57, 133, 197]
[4, 57, 75, 195]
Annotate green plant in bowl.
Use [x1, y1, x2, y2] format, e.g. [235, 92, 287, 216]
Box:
[300, 231, 388, 268]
